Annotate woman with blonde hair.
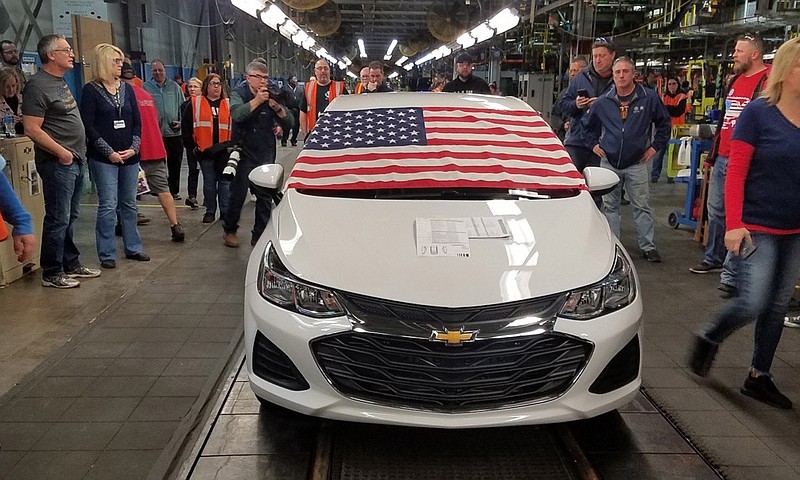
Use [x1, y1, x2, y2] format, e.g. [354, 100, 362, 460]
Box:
[182, 76, 203, 209]
[182, 72, 232, 224]
[80, 43, 148, 269]
[690, 37, 800, 409]
[0, 67, 24, 135]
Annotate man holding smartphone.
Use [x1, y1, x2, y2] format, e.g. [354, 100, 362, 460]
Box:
[557, 37, 616, 174]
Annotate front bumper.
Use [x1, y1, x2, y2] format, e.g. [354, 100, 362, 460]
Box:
[243, 283, 642, 428]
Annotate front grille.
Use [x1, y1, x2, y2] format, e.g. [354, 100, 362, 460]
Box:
[252, 331, 309, 391]
[311, 332, 592, 411]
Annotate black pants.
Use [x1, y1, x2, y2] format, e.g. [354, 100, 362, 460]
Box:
[282, 108, 300, 145]
[186, 146, 199, 198]
[222, 153, 272, 242]
[163, 136, 184, 196]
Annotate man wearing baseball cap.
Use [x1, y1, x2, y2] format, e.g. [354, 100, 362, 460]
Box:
[442, 52, 491, 94]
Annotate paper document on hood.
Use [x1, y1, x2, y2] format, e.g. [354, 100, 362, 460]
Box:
[415, 218, 470, 258]
[464, 217, 510, 238]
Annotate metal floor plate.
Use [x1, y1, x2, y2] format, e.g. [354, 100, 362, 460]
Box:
[331, 423, 580, 480]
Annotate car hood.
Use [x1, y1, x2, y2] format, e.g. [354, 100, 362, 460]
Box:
[271, 189, 617, 307]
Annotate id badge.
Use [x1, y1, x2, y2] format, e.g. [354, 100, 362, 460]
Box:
[113, 120, 126, 129]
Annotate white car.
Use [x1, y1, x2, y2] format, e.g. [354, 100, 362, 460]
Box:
[243, 92, 642, 428]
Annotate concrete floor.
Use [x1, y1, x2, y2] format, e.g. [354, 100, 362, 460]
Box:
[1, 147, 800, 480]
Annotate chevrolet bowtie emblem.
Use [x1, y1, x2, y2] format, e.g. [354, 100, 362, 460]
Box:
[430, 328, 479, 346]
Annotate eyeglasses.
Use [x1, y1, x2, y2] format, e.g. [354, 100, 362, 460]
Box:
[209, 81, 222, 86]
[112, 58, 124, 64]
[248, 74, 269, 81]
[53, 47, 74, 54]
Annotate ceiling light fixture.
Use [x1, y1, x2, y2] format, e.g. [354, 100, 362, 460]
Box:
[387, 72, 399, 79]
[358, 38, 367, 58]
[384, 39, 398, 60]
[395, 56, 408, 66]
[231, 0, 264, 18]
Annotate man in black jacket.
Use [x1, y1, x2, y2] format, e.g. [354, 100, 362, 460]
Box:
[280, 74, 301, 146]
[442, 52, 490, 94]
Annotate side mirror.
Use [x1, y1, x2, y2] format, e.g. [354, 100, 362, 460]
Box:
[583, 166, 619, 196]
[248, 164, 284, 204]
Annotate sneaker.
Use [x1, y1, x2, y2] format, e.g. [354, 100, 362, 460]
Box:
[741, 374, 793, 409]
[689, 261, 723, 274]
[718, 283, 738, 299]
[65, 265, 101, 278]
[281, 142, 287, 147]
[42, 274, 80, 289]
[100, 260, 116, 269]
[688, 335, 718, 377]
[643, 249, 662, 263]
[223, 232, 239, 248]
[171, 223, 185, 242]
[185, 197, 199, 210]
[784, 315, 800, 328]
[137, 213, 150, 225]
[125, 252, 150, 262]
[202, 213, 215, 224]
[291, 141, 297, 146]
[651, 177, 659, 183]
[172, 193, 182, 201]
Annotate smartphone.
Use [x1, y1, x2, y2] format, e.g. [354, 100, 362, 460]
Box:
[740, 239, 758, 259]
[577, 89, 590, 98]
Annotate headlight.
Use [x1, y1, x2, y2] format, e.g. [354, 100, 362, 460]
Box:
[559, 246, 636, 320]
[258, 242, 345, 318]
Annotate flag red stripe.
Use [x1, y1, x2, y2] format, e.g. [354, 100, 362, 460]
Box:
[288, 163, 585, 179]
[424, 106, 538, 118]
[294, 149, 571, 165]
[425, 138, 569, 151]
[427, 126, 561, 139]
[423, 114, 551, 129]
[288, 179, 587, 190]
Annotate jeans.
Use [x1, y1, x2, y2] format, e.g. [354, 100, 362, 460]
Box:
[200, 157, 231, 217]
[650, 148, 666, 180]
[186, 146, 199, 199]
[705, 155, 737, 285]
[163, 136, 184, 196]
[222, 153, 272, 242]
[699, 232, 800, 373]
[600, 159, 656, 252]
[89, 160, 144, 261]
[281, 107, 300, 145]
[37, 159, 85, 276]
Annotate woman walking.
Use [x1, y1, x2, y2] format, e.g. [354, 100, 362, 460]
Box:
[689, 37, 800, 409]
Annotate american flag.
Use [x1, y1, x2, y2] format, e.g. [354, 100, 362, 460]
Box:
[286, 106, 586, 191]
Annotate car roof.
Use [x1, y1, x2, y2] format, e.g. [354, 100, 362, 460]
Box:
[326, 91, 533, 113]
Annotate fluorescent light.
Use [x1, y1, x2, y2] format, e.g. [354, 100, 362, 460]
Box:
[346, 71, 358, 79]
[395, 56, 408, 66]
[404, 63, 413, 71]
[383, 54, 391, 60]
[301, 37, 315, 50]
[259, 4, 287, 30]
[231, 0, 265, 18]
[279, 19, 300, 39]
[358, 38, 367, 58]
[316, 48, 328, 57]
[385, 39, 398, 57]
[470, 23, 494, 43]
[292, 30, 309, 46]
[488, 8, 519, 34]
[338, 61, 346, 69]
[387, 72, 398, 79]
[457, 32, 476, 48]
[342, 56, 352, 66]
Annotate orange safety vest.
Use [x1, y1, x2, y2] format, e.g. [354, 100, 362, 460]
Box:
[663, 92, 688, 126]
[354, 83, 365, 94]
[304, 81, 345, 132]
[0, 211, 8, 242]
[192, 96, 232, 152]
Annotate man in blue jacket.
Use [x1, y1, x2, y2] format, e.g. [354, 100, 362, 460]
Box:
[581, 56, 671, 263]
[558, 37, 616, 173]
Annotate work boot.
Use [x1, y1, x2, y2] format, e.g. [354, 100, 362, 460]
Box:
[223, 232, 239, 248]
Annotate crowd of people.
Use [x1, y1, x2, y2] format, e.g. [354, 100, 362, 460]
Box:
[2, 31, 799, 410]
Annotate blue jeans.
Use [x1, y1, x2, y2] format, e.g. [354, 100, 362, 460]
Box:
[89, 160, 144, 261]
[705, 155, 737, 285]
[186, 147, 199, 199]
[699, 232, 800, 373]
[37, 160, 85, 276]
[222, 153, 272, 242]
[600, 159, 656, 252]
[200, 158, 231, 217]
[650, 148, 666, 180]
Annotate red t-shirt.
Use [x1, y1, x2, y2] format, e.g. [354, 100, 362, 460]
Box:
[131, 86, 167, 161]
[717, 66, 770, 157]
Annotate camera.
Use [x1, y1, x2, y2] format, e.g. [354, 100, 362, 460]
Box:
[222, 148, 240, 179]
